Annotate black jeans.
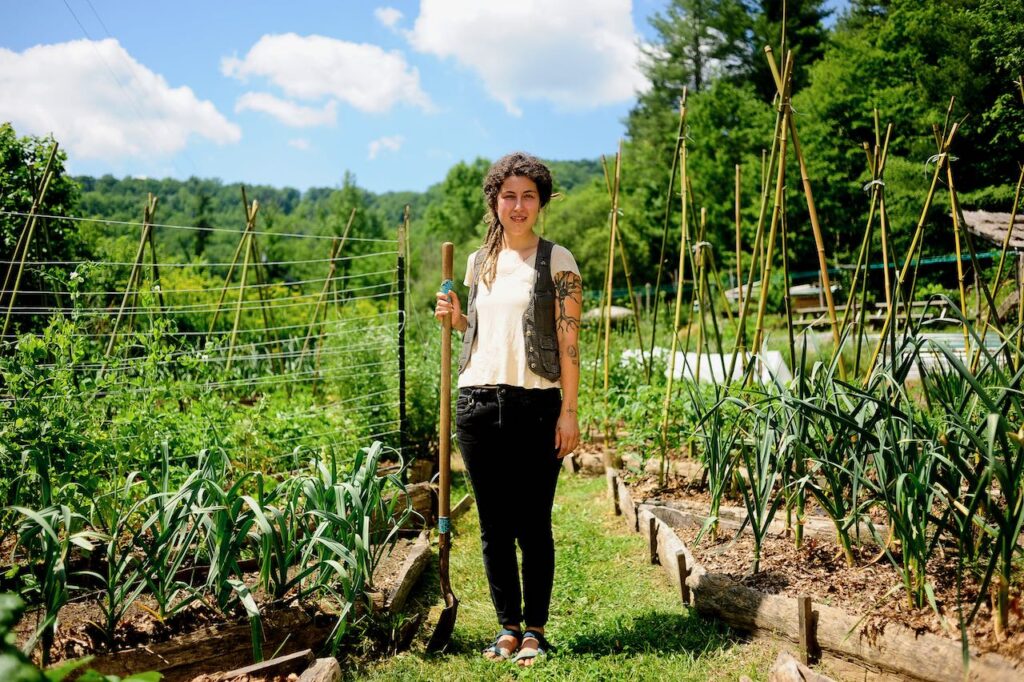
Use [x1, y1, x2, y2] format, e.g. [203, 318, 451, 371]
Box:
[456, 384, 563, 628]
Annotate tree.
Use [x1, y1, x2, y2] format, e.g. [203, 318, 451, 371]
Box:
[794, 0, 1024, 270]
[421, 158, 490, 246]
[745, 0, 831, 100]
[0, 123, 79, 333]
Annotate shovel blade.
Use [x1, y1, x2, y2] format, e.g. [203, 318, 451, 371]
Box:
[425, 595, 459, 652]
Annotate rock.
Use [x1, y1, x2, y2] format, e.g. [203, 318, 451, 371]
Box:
[767, 651, 835, 682]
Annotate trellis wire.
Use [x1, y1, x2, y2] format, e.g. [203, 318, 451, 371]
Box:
[0, 309, 399, 340]
[2, 216, 409, 483]
[0, 268, 396, 296]
[4, 282, 395, 315]
[0, 210, 400, 243]
[32, 334, 395, 371]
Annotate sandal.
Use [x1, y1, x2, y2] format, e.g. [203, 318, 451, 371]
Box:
[482, 627, 522, 661]
[511, 629, 554, 666]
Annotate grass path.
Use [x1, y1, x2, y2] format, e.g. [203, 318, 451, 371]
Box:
[351, 473, 776, 680]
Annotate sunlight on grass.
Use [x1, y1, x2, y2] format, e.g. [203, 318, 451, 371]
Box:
[353, 474, 775, 681]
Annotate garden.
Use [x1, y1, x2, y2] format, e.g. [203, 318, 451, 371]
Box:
[2, 1, 1024, 680]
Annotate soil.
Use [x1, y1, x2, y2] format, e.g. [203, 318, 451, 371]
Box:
[621, 461, 1024, 663]
[191, 674, 299, 682]
[14, 535, 421, 666]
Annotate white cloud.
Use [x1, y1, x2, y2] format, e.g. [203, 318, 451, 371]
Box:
[406, 0, 646, 115]
[236, 92, 337, 127]
[288, 138, 311, 150]
[222, 33, 432, 113]
[368, 135, 404, 160]
[0, 38, 240, 160]
[375, 7, 404, 29]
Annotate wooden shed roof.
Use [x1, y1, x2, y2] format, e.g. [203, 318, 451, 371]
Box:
[962, 210, 1024, 251]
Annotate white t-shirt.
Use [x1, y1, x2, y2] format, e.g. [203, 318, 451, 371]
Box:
[459, 244, 580, 390]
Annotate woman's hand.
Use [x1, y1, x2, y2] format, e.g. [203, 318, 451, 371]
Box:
[434, 290, 465, 330]
[555, 410, 579, 458]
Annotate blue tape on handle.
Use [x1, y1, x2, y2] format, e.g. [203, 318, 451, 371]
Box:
[438, 516, 451, 534]
[440, 279, 454, 295]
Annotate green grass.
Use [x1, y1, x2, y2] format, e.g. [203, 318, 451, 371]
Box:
[350, 473, 776, 681]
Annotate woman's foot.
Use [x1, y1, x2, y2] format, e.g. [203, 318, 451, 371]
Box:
[513, 628, 549, 667]
[482, 626, 521, 661]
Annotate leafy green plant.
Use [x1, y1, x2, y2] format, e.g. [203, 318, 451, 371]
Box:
[735, 397, 787, 575]
[7, 504, 99, 664]
[82, 474, 149, 648]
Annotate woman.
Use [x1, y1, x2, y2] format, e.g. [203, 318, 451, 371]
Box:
[434, 152, 582, 667]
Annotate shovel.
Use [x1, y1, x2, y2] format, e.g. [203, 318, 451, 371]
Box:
[427, 241, 459, 652]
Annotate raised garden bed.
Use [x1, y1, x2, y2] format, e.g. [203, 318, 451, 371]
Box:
[23, 532, 431, 682]
[602, 464, 1024, 682]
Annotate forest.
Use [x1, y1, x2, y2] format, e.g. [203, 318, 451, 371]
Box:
[3, 0, 1021, 308]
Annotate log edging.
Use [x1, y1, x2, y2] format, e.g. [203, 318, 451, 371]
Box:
[624, 498, 1022, 682]
[370, 530, 432, 614]
[77, 534, 431, 681]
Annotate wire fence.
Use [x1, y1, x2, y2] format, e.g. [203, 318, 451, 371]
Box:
[0, 207, 408, 494]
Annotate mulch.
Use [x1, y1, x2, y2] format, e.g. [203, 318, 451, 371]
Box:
[619, 462, 1024, 663]
[14, 535, 420, 665]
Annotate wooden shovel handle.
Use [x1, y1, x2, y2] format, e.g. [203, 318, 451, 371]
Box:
[438, 242, 454, 522]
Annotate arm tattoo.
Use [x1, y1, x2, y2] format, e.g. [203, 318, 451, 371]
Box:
[567, 344, 579, 367]
[553, 271, 582, 334]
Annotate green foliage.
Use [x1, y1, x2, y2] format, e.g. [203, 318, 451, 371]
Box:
[358, 475, 775, 680]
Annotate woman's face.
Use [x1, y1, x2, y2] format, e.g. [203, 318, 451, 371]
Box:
[496, 175, 541, 239]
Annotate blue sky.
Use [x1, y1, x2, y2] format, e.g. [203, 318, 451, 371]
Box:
[1, 1, 845, 194]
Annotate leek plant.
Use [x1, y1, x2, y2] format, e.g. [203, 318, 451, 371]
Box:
[736, 397, 787, 574]
[245, 474, 317, 600]
[83, 473, 149, 648]
[922, 328, 1024, 637]
[686, 381, 742, 540]
[866, 384, 946, 610]
[788, 359, 875, 568]
[135, 447, 205, 621]
[7, 504, 98, 665]
[191, 454, 258, 616]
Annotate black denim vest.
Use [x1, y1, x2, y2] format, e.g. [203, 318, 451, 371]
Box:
[458, 238, 561, 382]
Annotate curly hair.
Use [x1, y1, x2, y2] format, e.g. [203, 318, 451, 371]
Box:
[477, 152, 553, 287]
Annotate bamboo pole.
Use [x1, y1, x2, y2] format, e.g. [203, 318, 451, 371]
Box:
[727, 84, 786, 382]
[838, 124, 892, 365]
[765, 46, 844, 379]
[735, 165, 743, 309]
[589, 177, 611, 401]
[145, 197, 166, 314]
[225, 199, 259, 370]
[946, 156, 972, 351]
[248, 236, 285, 377]
[878, 124, 895, 311]
[970, 165, 1024, 372]
[659, 94, 690, 486]
[694, 211, 708, 385]
[1, 144, 58, 338]
[679, 177, 701, 396]
[617, 227, 649, 382]
[104, 194, 157, 357]
[947, 166, 1011, 368]
[602, 143, 622, 458]
[301, 208, 355, 358]
[863, 124, 960, 381]
[208, 188, 264, 335]
[649, 101, 688, 368]
[397, 218, 407, 463]
[597, 152, 650, 382]
[780, 192, 797, 375]
[750, 53, 795, 366]
[695, 208, 729, 381]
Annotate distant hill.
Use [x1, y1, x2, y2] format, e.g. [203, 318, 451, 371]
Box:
[72, 156, 604, 229]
